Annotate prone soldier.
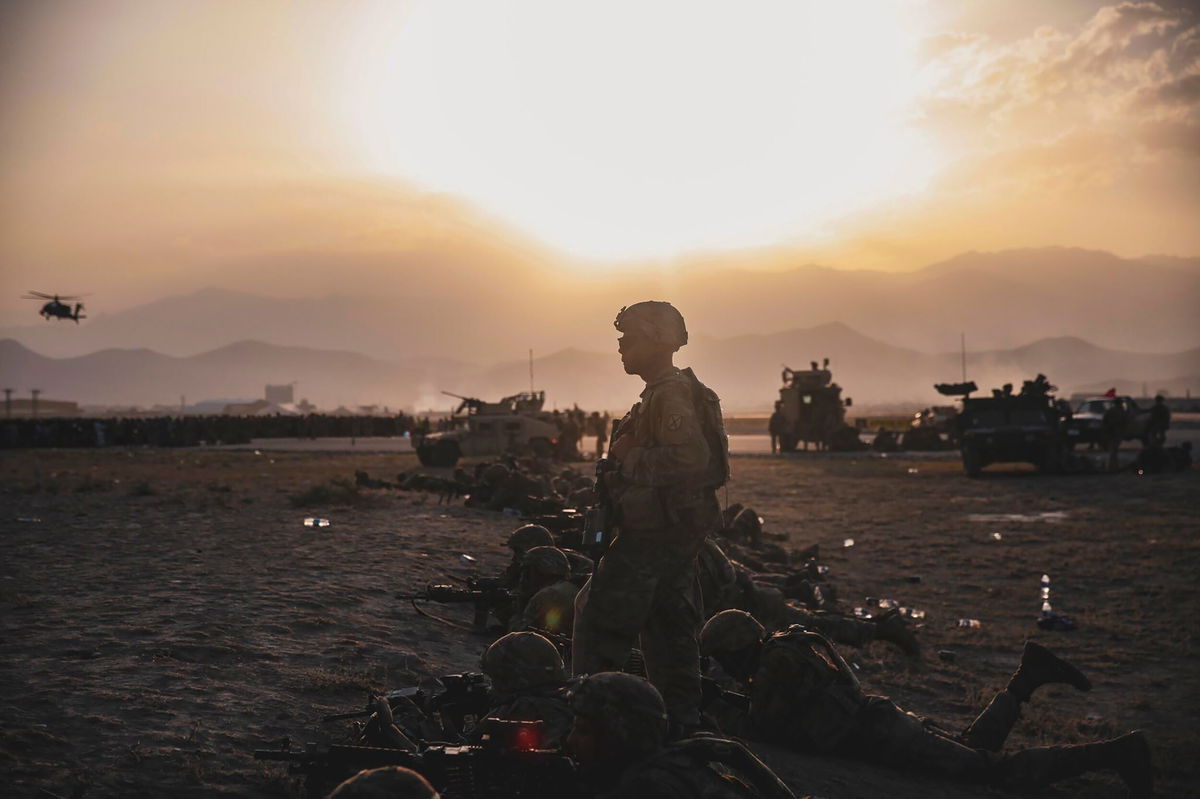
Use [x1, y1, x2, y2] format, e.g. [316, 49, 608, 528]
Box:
[697, 537, 919, 656]
[509, 546, 580, 638]
[476, 631, 576, 751]
[700, 610, 1152, 797]
[566, 671, 795, 799]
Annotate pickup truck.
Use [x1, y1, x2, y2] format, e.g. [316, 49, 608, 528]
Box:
[1065, 396, 1151, 449]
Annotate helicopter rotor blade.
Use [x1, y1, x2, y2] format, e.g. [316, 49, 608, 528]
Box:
[24, 291, 55, 299]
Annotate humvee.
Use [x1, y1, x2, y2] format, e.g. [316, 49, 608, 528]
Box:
[943, 379, 1067, 477]
[415, 391, 561, 468]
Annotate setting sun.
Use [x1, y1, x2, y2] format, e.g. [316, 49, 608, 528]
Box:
[341, 0, 942, 260]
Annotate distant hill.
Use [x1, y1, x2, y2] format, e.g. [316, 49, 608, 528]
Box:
[0, 247, 1196, 361]
[4, 323, 1196, 412]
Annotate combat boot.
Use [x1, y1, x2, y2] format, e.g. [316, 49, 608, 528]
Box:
[872, 608, 920, 656]
[1007, 641, 1091, 701]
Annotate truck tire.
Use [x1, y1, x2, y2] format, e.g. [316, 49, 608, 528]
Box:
[529, 437, 554, 459]
[962, 443, 984, 477]
[418, 439, 461, 468]
[1037, 442, 1065, 474]
[779, 433, 798, 453]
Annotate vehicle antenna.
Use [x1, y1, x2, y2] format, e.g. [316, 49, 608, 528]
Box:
[529, 349, 534, 393]
[960, 332, 967, 383]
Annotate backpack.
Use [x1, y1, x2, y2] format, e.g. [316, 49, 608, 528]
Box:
[681, 367, 731, 489]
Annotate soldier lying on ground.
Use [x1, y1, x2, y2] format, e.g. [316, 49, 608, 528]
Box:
[502, 524, 594, 588]
[474, 631, 576, 751]
[700, 610, 1153, 797]
[697, 538, 919, 655]
[566, 671, 796, 799]
[509, 547, 580, 638]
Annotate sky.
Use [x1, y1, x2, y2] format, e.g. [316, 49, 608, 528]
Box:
[0, 0, 1198, 319]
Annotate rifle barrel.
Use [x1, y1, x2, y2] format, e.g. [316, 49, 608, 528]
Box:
[322, 710, 372, 722]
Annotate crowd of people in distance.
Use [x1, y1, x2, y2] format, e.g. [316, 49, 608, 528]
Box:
[0, 412, 431, 449]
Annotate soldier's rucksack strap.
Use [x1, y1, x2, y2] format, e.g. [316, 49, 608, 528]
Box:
[667, 735, 796, 799]
[680, 367, 731, 488]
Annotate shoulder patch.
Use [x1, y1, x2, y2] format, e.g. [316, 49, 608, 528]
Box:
[667, 414, 683, 431]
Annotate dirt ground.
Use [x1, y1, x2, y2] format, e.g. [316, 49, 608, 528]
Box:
[1, 448, 1197, 798]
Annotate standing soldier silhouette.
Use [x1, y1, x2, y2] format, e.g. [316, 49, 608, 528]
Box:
[572, 301, 729, 734]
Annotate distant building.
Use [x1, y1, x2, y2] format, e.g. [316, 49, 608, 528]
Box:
[4, 398, 80, 418]
[222, 399, 301, 416]
[265, 384, 295, 404]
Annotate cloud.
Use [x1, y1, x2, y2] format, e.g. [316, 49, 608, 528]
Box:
[921, 1, 1200, 147]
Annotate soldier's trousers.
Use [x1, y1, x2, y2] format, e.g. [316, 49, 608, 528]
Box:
[838, 691, 1116, 788]
[782, 607, 876, 648]
[572, 529, 706, 725]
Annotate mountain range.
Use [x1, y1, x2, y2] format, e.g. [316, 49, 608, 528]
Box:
[2, 248, 1197, 363]
[3, 324, 1196, 413]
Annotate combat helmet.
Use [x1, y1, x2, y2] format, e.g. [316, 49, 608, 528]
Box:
[522, 546, 570, 580]
[569, 672, 668, 755]
[614, 301, 688, 351]
[507, 524, 554, 552]
[700, 609, 765, 657]
[482, 463, 510, 485]
[327, 765, 438, 799]
[480, 631, 566, 693]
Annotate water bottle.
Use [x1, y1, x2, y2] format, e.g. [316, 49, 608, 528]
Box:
[303, 517, 331, 528]
[957, 618, 982, 628]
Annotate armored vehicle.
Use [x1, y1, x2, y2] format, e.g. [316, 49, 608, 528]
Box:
[776, 360, 863, 452]
[940, 377, 1067, 476]
[416, 391, 561, 467]
[901, 405, 959, 450]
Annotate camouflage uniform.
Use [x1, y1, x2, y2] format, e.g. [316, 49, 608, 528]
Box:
[573, 366, 728, 724]
[476, 632, 575, 751]
[479, 684, 576, 752]
[600, 735, 796, 799]
[707, 620, 1149, 794]
[697, 538, 877, 648]
[569, 672, 793, 799]
[513, 579, 579, 637]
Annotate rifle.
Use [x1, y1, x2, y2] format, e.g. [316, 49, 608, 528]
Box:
[255, 719, 578, 799]
[397, 577, 513, 631]
[321, 674, 492, 740]
[700, 676, 750, 713]
[579, 457, 618, 556]
[526, 509, 587, 536]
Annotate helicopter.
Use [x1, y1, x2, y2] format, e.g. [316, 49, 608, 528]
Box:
[22, 291, 88, 323]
